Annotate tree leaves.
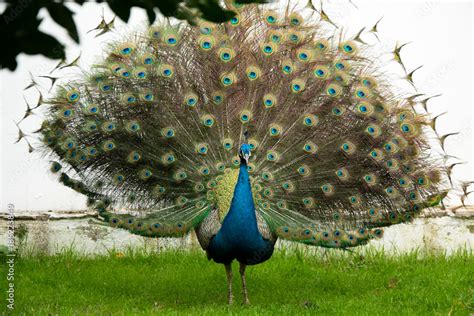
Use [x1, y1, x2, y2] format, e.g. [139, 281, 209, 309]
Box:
[188, 0, 236, 23]
[47, 2, 79, 43]
[106, 0, 133, 22]
[0, 1, 65, 70]
[0, 0, 267, 71]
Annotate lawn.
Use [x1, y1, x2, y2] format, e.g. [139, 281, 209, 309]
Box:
[1, 247, 473, 315]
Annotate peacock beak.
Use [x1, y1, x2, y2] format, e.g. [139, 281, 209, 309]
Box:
[243, 152, 251, 164]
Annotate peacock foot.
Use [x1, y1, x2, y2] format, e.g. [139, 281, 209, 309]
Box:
[239, 262, 250, 305]
[225, 263, 233, 305]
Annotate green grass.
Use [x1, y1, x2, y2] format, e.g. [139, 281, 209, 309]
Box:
[1, 247, 473, 315]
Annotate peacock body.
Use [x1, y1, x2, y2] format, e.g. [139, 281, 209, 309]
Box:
[33, 0, 449, 304]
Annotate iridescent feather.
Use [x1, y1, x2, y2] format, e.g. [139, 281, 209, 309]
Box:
[33, 1, 449, 251]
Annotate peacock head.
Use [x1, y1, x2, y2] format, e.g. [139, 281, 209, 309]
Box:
[239, 143, 251, 164]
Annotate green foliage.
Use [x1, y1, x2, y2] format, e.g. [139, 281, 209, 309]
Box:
[0, 0, 266, 71]
[1, 248, 472, 314]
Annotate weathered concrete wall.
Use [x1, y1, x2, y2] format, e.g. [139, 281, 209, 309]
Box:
[0, 208, 472, 256]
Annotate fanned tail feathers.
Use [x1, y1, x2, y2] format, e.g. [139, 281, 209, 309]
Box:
[34, 1, 449, 247]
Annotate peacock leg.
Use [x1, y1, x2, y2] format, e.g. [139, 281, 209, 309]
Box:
[225, 263, 233, 305]
[239, 262, 250, 305]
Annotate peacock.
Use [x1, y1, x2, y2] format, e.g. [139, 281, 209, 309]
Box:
[23, 0, 453, 305]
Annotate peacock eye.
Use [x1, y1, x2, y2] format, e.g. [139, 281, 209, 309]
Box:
[66, 89, 80, 102]
[401, 124, 411, 132]
[344, 45, 352, 52]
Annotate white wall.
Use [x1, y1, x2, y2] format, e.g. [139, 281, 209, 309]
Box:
[1, 1, 473, 211]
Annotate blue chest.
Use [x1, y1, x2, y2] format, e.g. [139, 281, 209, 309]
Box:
[208, 163, 274, 265]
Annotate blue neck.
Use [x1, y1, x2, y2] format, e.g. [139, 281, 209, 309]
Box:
[220, 160, 260, 240]
[207, 158, 275, 264]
